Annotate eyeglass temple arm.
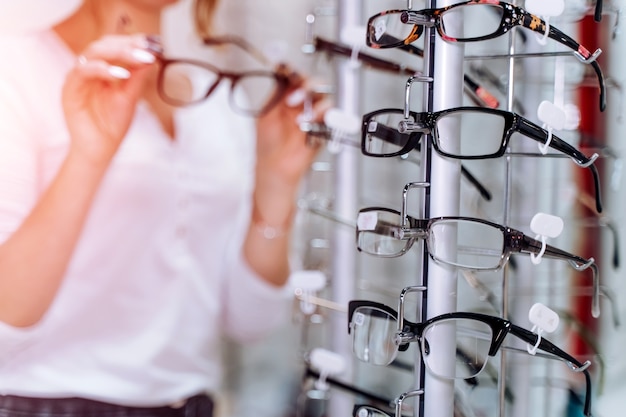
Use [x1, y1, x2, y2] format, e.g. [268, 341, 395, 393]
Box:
[595, 0, 604, 22]
[544, 23, 606, 112]
[517, 119, 603, 213]
[517, 10, 605, 111]
[520, 234, 601, 318]
[202, 35, 271, 66]
[313, 36, 419, 76]
[576, 191, 618, 269]
[305, 367, 395, 407]
[508, 325, 593, 416]
[392, 38, 500, 109]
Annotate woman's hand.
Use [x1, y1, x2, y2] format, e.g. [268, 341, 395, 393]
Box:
[255, 72, 330, 198]
[245, 71, 330, 285]
[61, 34, 160, 165]
[253, 71, 331, 230]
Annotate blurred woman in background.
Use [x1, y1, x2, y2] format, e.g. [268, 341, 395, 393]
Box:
[0, 0, 325, 415]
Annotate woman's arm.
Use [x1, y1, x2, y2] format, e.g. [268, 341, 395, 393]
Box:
[243, 78, 329, 287]
[0, 34, 158, 327]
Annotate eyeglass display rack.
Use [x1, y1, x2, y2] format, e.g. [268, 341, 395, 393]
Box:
[296, 1, 613, 417]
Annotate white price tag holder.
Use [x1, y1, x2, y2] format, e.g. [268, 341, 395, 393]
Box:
[323, 108, 361, 154]
[289, 270, 327, 315]
[525, 0, 565, 45]
[340, 25, 366, 70]
[526, 303, 559, 355]
[536, 101, 566, 155]
[529, 212, 564, 265]
[309, 348, 346, 390]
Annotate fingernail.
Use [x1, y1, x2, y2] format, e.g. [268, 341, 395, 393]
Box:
[286, 88, 307, 107]
[108, 65, 131, 79]
[132, 48, 156, 63]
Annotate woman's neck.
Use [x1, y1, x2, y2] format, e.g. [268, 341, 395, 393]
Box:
[53, 0, 163, 55]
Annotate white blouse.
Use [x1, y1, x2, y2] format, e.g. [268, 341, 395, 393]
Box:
[0, 30, 290, 406]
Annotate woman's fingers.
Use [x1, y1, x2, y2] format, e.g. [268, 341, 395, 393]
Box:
[61, 34, 163, 162]
[79, 34, 161, 68]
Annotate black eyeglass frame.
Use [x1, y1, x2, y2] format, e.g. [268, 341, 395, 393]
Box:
[366, 1, 606, 111]
[347, 300, 593, 416]
[361, 107, 603, 213]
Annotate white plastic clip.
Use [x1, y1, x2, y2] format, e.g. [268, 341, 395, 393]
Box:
[289, 270, 327, 315]
[302, 14, 316, 54]
[309, 348, 346, 391]
[525, 0, 564, 46]
[527, 303, 560, 355]
[323, 108, 361, 154]
[340, 25, 366, 70]
[529, 212, 564, 265]
[536, 100, 566, 155]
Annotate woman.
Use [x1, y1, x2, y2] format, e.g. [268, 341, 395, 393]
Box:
[0, 0, 325, 415]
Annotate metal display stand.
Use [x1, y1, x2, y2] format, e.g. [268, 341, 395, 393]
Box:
[421, 2, 464, 417]
[311, 1, 608, 417]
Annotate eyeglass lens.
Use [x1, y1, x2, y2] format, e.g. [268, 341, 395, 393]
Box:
[357, 209, 506, 269]
[368, 4, 506, 47]
[421, 318, 492, 379]
[364, 109, 509, 158]
[159, 61, 280, 115]
[437, 3, 505, 40]
[351, 306, 400, 366]
[350, 307, 494, 379]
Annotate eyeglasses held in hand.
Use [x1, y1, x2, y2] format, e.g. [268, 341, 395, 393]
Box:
[361, 107, 603, 213]
[156, 36, 291, 117]
[347, 300, 593, 416]
[356, 206, 600, 316]
[366, 1, 606, 111]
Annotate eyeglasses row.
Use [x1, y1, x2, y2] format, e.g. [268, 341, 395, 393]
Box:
[153, 0, 608, 117]
[308, 105, 603, 213]
[365, 0, 606, 112]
